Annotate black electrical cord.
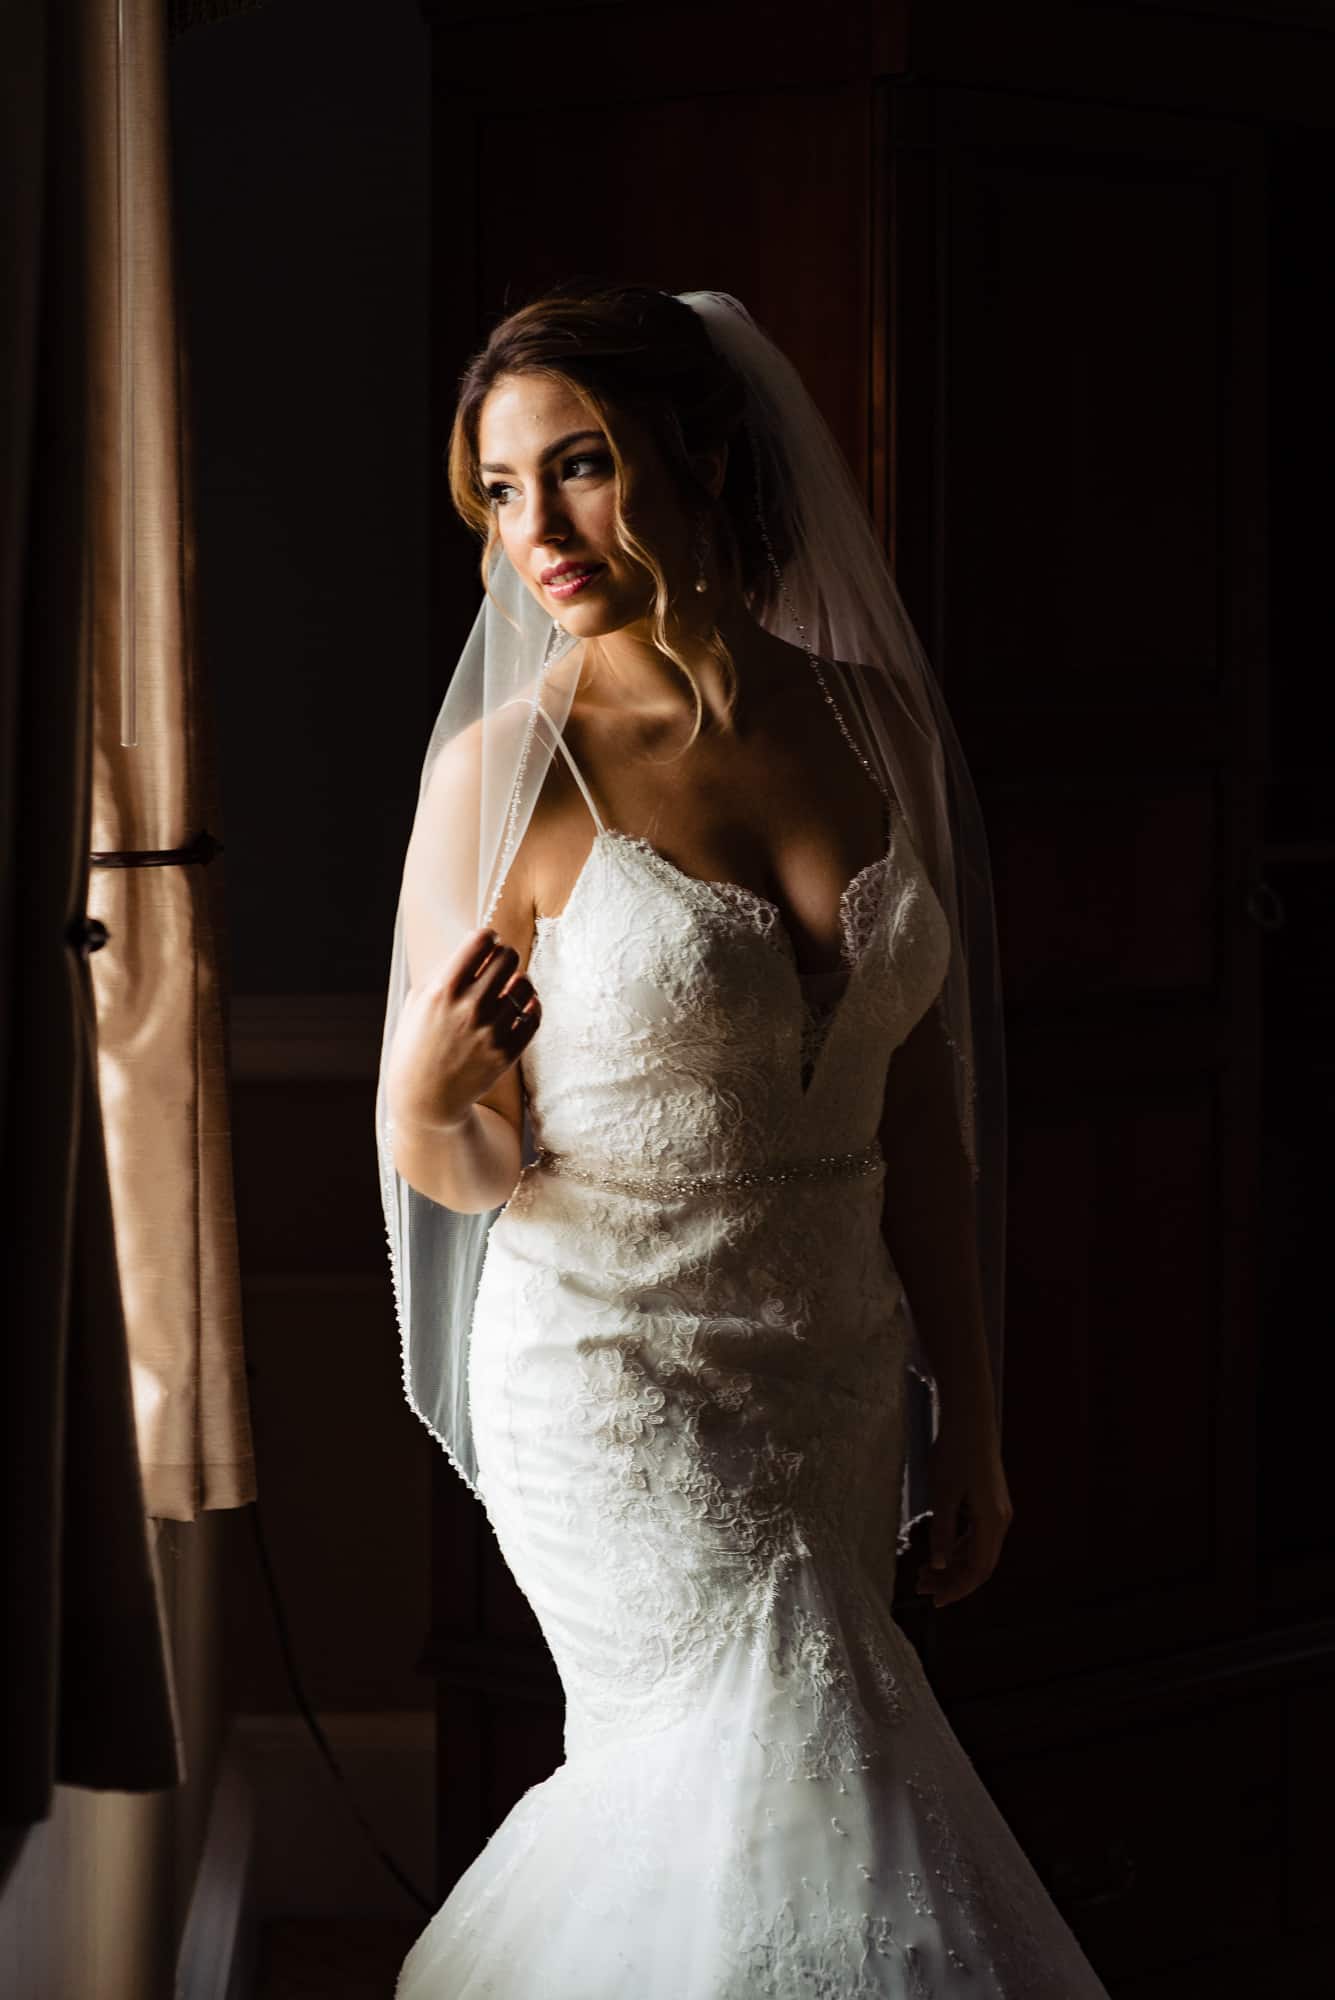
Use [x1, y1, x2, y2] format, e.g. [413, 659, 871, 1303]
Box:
[248, 1494, 434, 1917]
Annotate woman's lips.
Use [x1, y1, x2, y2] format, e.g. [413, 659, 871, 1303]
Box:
[546, 564, 605, 599]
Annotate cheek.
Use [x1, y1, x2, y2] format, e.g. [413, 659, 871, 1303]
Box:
[582, 484, 620, 549]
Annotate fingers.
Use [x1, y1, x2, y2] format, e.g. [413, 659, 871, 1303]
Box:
[914, 1504, 1010, 1608]
[915, 1544, 971, 1607]
[442, 925, 505, 997]
[473, 942, 522, 1025]
[928, 1500, 960, 1575]
[441, 928, 521, 1023]
[501, 987, 542, 1050]
[919, 1487, 967, 1580]
[493, 974, 538, 1036]
[458, 929, 543, 1048]
[498, 973, 535, 1014]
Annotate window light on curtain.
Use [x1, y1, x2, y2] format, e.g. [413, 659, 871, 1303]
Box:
[86, 0, 256, 1521]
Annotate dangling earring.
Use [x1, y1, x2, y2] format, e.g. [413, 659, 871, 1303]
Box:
[693, 513, 711, 595]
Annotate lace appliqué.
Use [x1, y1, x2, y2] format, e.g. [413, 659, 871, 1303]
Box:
[609, 828, 896, 1090]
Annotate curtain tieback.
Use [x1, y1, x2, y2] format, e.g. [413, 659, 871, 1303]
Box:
[72, 826, 224, 953]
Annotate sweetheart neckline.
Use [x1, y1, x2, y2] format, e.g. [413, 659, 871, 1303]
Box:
[533, 808, 903, 982]
[528, 814, 907, 1102]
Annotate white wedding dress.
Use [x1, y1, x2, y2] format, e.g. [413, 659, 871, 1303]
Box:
[396, 737, 1111, 1999]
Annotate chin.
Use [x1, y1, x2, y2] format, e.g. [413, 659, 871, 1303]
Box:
[560, 599, 640, 639]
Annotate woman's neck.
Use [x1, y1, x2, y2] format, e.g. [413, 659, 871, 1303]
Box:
[575, 606, 795, 738]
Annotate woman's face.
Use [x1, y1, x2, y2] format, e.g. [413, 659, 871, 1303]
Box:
[476, 371, 702, 639]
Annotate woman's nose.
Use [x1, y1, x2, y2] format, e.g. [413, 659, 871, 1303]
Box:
[523, 484, 570, 546]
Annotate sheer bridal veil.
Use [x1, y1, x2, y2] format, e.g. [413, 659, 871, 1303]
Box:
[374, 287, 1006, 1559]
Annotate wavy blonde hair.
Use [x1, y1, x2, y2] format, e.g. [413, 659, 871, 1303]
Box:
[446, 282, 792, 751]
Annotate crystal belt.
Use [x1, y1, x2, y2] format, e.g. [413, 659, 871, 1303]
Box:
[531, 1139, 883, 1199]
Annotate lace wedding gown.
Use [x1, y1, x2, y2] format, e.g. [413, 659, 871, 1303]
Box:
[396, 734, 1110, 1999]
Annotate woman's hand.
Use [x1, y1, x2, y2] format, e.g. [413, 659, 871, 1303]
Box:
[386, 926, 540, 1136]
[914, 1408, 1014, 1609]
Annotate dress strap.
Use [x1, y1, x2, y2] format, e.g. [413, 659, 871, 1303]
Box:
[529, 705, 608, 836]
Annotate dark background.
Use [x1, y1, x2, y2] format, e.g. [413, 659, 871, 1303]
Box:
[172, 0, 431, 997]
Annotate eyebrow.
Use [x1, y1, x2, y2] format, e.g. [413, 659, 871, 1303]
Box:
[478, 428, 608, 476]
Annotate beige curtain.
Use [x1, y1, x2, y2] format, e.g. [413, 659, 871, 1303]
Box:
[2, 0, 262, 1835]
[2, 0, 179, 1833]
[84, 0, 256, 1521]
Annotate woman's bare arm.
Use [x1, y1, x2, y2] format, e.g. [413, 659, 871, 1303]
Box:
[389, 896, 535, 1212]
[391, 1090, 523, 1215]
[877, 1001, 998, 1433]
[387, 725, 537, 1214]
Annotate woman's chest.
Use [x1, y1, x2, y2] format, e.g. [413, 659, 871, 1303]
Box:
[520, 827, 951, 1117]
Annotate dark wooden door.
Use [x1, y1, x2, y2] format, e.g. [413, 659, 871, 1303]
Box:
[885, 82, 1269, 1701]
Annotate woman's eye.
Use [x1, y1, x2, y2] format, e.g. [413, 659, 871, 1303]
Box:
[482, 452, 611, 509]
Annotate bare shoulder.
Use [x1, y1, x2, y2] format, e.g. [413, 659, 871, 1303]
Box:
[417, 701, 533, 810]
[742, 630, 864, 714]
[404, 709, 539, 982]
[740, 632, 873, 775]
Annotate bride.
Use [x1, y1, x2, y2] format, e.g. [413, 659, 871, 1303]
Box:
[377, 285, 1110, 1997]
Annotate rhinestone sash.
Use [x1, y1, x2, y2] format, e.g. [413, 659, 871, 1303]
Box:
[531, 1139, 883, 1200]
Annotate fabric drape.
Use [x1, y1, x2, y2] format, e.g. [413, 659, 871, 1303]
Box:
[82, 0, 255, 1523]
[1, 0, 257, 1829]
[1, 0, 181, 1830]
